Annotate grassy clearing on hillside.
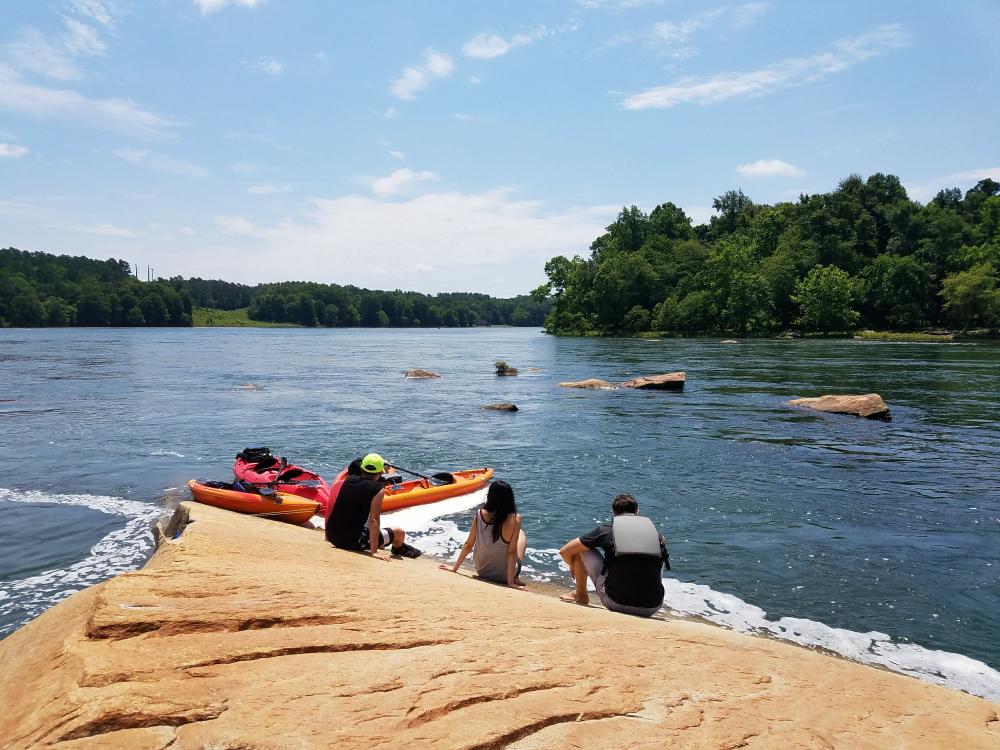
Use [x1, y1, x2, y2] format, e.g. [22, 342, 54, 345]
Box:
[193, 308, 299, 327]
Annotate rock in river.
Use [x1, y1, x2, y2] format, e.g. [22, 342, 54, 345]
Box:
[787, 393, 891, 421]
[620, 371, 686, 391]
[483, 402, 518, 412]
[558, 379, 618, 390]
[404, 369, 441, 379]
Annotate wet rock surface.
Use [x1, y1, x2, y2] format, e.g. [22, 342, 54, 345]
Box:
[483, 403, 519, 411]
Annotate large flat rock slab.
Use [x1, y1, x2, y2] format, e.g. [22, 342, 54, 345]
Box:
[1, 503, 994, 748]
[788, 393, 891, 420]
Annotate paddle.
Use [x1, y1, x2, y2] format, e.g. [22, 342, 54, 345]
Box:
[386, 463, 456, 485]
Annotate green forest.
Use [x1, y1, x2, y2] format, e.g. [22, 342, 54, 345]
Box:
[0, 248, 549, 328]
[4, 172, 999, 334]
[537, 174, 1000, 336]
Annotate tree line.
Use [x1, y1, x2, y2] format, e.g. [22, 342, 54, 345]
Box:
[245, 282, 547, 328]
[0, 248, 549, 328]
[537, 174, 1000, 335]
[1, 249, 193, 327]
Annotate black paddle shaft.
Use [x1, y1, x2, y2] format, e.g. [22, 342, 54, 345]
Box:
[386, 463, 455, 484]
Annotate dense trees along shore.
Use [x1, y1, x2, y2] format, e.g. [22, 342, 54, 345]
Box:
[0, 248, 548, 328]
[537, 174, 1000, 335]
[3, 173, 998, 333]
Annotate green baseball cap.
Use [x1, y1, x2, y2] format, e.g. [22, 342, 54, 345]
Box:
[360, 453, 385, 474]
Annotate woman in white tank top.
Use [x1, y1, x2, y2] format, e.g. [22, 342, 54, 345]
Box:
[439, 480, 527, 590]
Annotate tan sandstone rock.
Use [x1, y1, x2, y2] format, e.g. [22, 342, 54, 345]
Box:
[621, 371, 686, 391]
[558, 378, 618, 389]
[1, 502, 994, 749]
[404, 369, 441, 379]
[788, 393, 892, 421]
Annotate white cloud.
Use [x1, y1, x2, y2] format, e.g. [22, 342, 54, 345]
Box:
[0, 143, 29, 158]
[390, 49, 454, 101]
[62, 18, 107, 57]
[731, 2, 769, 29]
[68, 0, 117, 27]
[5, 29, 82, 81]
[0, 65, 179, 139]
[389, 150, 405, 160]
[463, 33, 511, 60]
[194, 0, 266, 14]
[736, 159, 804, 177]
[371, 168, 440, 198]
[601, 4, 766, 55]
[383, 106, 398, 119]
[905, 166, 1000, 203]
[72, 221, 136, 237]
[651, 8, 727, 45]
[581, 0, 666, 8]
[245, 58, 285, 76]
[622, 24, 909, 109]
[246, 183, 290, 194]
[115, 148, 210, 178]
[462, 25, 567, 60]
[684, 205, 715, 225]
[211, 189, 608, 295]
[3, 13, 110, 82]
[180, 226, 196, 236]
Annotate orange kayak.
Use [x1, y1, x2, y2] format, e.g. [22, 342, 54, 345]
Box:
[326, 467, 494, 516]
[382, 468, 494, 511]
[188, 479, 320, 525]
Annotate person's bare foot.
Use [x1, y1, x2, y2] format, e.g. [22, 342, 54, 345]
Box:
[560, 592, 589, 605]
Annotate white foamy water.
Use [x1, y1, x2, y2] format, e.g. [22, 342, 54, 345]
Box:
[0, 488, 162, 633]
[656, 577, 1000, 702]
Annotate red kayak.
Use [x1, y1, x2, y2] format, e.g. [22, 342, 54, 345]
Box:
[233, 447, 330, 515]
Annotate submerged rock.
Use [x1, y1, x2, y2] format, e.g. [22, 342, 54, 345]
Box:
[483, 402, 518, 412]
[558, 379, 618, 390]
[620, 372, 686, 391]
[404, 369, 441, 379]
[787, 393, 891, 421]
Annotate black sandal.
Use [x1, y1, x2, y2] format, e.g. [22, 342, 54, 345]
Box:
[391, 542, 422, 559]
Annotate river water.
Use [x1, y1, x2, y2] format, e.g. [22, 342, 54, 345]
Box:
[1, 328, 998, 699]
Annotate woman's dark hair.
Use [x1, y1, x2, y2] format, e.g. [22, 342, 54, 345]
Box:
[483, 480, 516, 542]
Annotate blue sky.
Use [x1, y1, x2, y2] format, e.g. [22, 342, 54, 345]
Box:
[1, 0, 998, 296]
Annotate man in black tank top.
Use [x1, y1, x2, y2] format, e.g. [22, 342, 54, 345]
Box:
[326, 453, 420, 559]
[559, 494, 670, 617]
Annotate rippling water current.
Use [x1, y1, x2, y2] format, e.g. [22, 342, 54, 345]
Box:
[1, 328, 998, 699]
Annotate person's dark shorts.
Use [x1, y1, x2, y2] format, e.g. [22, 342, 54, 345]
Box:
[354, 526, 393, 551]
